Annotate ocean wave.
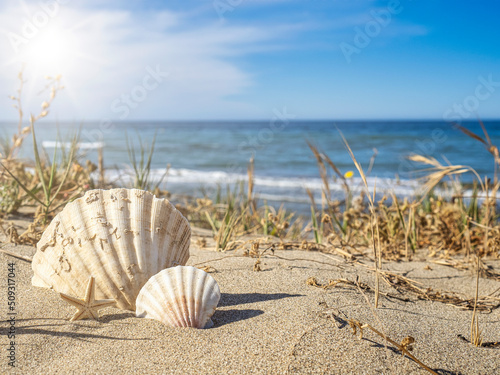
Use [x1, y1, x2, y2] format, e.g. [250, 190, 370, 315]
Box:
[42, 141, 105, 150]
[104, 167, 423, 198]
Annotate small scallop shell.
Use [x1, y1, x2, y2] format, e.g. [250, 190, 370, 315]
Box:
[31, 188, 191, 311]
[135, 266, 220, 328]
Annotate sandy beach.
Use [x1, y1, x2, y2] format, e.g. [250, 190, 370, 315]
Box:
[1, 1, 500, 374]
[1, 224, 499, 375]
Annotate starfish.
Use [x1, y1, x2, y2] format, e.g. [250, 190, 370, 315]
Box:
[60, 276, 116, 321]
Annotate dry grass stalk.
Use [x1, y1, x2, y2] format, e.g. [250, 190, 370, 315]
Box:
[3, 71, 28, 160]
[408, 154, 483, 200]
[347, 319, 438, 375]
[346, 277, 439, 374]
[339, 130, 383, 308]
[454, 120, 500, 183]
[306, 275, 411, 302]
[173, 122, 500, 261]
[430, 258, 500, 281]
[306, 188, 322, 244]
[349, 262, 500, 311]
[1, 70, 61, 161]
[470, 178, 488, 347]
[308, 142, 353, 241]
[308, 142, 332, 202]
[247, 155, 255, 213]
[470, 255, 483, 347]
[1, 75, 90, 226]
[98, 145, 105, 187]
[377, 268, 500, 312]
[196, 265, 216, 273]
[0, 246, 33, 263]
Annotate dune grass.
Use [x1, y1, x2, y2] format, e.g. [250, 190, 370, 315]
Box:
[1, 74, 499, 262]
[0, 71, 498, 360]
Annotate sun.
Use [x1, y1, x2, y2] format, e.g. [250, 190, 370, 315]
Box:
[19, 25, 78, 74]
[2, 6, 104, 113]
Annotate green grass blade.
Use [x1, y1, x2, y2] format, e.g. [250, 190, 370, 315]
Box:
[143, 132, 157, 187]
[330, 210, 346, 236]
[31, 119, 49, 200]
[0, 162, 45, 206]
[204, 211, 218, 234]
[49, 134, 77, 207]
[125, 132, 139, 177]
[47, 140, 58, 193]
[311, 205, 320, 244]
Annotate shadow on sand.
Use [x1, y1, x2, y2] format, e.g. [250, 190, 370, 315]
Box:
[219, 292, 303, 307]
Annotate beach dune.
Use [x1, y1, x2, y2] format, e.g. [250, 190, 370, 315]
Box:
[1, 234, 499, 374]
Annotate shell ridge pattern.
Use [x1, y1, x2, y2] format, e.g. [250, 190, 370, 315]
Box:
[103, 189, 141, 308]
[148, 278, 166, 319]
[157, 201, 173, 272]
[109, 189, 137, 307]
[147, 197, 163, 281]
[32, 188, 191, 311]
[178, 224, 191, 265]
[206, 278, 220, 324]
[162, 206, 175, 269]
[174, 267, 189, 327]
[88, 190, 123, 303]
[69, 197, 98, 297]
[115, 189, 139, 274]
[100, 191, 125, 283]
[117, 189, 142, 306]
[153, 204, 163, 269]
[148, 199, 159, 278]
[176, 219, 190, 267]
[34, 215, 64, 291]
[180, 267, 193, 327]
[185, 266, 195, 327]
[164, 270, 182, 326]
[138, 191, 156, 295]
[140, 276, 160, 320]
[39, 208, 81, 296]
[56, 205, 86, 297]
[132, 189, 148, 274]
[171, 217, 182, 254]
[135, 267, 219, 328]
[196, 270, 209, 327]
[102, 189, 136, 307]
[164, 209, 178, 268]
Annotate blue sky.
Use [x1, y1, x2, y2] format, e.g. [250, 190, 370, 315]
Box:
[0, 0, 499, 121]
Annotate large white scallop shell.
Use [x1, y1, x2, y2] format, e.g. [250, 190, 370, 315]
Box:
[31, 188, 191, 311]
[135, 266, 220, 328]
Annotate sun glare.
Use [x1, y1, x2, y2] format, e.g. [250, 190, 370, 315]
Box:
[3, 6, 104, 113]
[20, 26, 77, 73]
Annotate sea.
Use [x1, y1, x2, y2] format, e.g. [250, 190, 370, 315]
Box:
[1, 120, 499, 215]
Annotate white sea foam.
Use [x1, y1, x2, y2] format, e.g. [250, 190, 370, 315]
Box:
[42, 141, 105, 149]
[103, 166, 427, 201]
[84, 165, 497, 206]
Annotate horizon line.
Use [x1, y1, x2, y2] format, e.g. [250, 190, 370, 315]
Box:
[0, 118, 499, 123]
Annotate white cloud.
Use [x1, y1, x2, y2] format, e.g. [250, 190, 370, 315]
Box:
[0, 2, 286, 120]
[0, 0, 429, 121]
